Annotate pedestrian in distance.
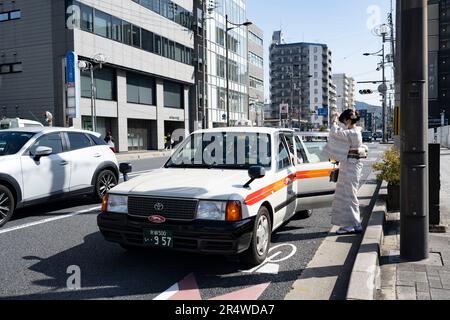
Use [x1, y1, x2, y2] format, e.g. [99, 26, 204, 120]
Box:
[104, 131, 116, 151]
[324, 109, 368, 235]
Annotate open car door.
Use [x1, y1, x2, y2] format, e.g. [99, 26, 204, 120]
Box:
[292, 134, 336, 210]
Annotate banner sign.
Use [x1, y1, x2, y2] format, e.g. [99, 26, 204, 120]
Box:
[66, 51, 80, 119]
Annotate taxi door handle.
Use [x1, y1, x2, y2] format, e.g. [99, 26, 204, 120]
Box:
[60, 161, 69, 166]
[94, 153, 102, 158]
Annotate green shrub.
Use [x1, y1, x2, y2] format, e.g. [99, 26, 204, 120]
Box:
[373, 148, 400, 185]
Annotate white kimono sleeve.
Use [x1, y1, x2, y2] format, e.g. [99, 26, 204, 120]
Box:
[322, 123, 351, 163]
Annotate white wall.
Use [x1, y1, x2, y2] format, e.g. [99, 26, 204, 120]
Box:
[429, 126, 450, 148]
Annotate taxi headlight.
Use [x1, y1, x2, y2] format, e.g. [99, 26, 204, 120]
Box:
[105, 194, 128, 214]
[196, 201, 227, 221]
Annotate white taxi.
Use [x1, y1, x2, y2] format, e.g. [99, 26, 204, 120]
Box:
[98, 128, 337, 265]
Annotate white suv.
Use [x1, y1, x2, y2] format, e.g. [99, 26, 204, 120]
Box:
[0, 127, 119, 227]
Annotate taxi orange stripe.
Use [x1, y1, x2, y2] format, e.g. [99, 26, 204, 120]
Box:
[244, 169, 335, 206]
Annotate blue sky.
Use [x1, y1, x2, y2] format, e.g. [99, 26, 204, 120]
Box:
[246, 0, 393, 106]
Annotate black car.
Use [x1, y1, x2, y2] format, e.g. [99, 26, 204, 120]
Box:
[362, 131, 373, 142]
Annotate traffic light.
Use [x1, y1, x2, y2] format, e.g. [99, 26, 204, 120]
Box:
[359, 89, 374, 95]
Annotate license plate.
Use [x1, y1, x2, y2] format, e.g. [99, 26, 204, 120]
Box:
[143, 230, 173, 248]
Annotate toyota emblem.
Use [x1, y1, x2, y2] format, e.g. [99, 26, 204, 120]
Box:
[154, 202, 164, 211]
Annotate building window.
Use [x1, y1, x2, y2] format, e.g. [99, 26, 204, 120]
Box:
[250, 76, 264, 90]
[141, 29, 154, 52]
[111, 17, 122, 42]
[94, 9, 111, 38]
[127, 72, 156, 105]
[0, 10, 21, 22]
[9, 10, 21, 20]
[123, 21, 132, 45]
[132, 25, 141, 47]
[80, 4, 93, 32]
[249, 31, 263, 46]
[164, 81, 184, 109]
[66, 1, 193, 66]
[0, 62, 22, 74]
[154, 35, 162, 55]
[81, 67, 116, 101]
[249, 52, 264, 68]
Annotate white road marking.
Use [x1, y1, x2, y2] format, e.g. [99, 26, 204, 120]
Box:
[128, 169, 155, 177]
[153, 282, 179, 300]
[242, 243, 297, 274]
[0, 206, 100, 235]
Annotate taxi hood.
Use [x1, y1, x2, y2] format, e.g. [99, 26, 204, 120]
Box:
[111, 168, 252, 200]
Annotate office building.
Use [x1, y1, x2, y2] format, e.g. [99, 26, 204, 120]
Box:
[428, 0, 450, 128]
[269, 31, 333, 130]
[0, 0, 195, 151]
[248, 24, 264, 126]
[332, 73, 356, 113]
[193, 0, 249, 128]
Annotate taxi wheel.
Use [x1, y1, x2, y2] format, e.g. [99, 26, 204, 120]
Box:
[296, 209, 313, 219]
[242, 206, 272, 266]
[0, 185, 15, 228]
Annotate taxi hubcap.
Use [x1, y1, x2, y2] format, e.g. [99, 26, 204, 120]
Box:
[256, 215, 269, 256]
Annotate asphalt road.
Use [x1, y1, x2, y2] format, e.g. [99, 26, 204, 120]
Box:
[0, 143, 388, 300]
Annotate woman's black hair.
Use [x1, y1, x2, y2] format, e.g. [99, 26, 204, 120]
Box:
[339, 109, 361, 125]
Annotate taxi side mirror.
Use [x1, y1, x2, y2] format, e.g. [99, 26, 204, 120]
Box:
[244, 166, 266, 188]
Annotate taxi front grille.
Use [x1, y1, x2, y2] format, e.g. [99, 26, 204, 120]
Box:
[127, 197, 198, 221]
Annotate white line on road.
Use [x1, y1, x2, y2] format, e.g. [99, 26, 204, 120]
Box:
[153, 282, 179, 300]
[0, 206, 100, 236]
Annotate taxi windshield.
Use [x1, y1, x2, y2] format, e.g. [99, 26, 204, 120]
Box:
[0, 132, 35, 156]
[165, 132, 272, 169]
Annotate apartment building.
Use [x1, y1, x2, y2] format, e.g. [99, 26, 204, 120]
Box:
[269, 31, 333, 130]
[332, 73, 356, 113]
[0, 0, 195, 151]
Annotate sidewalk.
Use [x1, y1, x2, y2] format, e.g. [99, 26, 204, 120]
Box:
[378, 148, 450, 300]
[285, 171, 382, 300]
[115, 150, 174, 162]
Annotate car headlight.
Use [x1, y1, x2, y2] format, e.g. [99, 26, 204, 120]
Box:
[102, 194, 128, 214]
[196, 201, 227, 221]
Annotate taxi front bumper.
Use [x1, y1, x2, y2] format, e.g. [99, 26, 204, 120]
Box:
[97, 212, 255, 255]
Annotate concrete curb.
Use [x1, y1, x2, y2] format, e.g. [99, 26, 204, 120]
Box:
[116, 151, 174, 162]
[346, 182, 388, 300]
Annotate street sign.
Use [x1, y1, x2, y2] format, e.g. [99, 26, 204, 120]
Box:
[317, 107, 328, 116]
[279, 103, 289, 114]
[65, 51, 80, 119]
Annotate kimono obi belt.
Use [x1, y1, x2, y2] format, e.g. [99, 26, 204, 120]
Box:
[348, 148, 368, 160]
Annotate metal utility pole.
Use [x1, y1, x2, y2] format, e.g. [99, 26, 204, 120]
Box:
[290, 65, 296, 128]
[202, 0, 208, 129]
[400, 0, 429, 261]
[224, 16, 252, 127]
[225, 15, 231, 127]
[90, 65, 97, 132]
[381, 31, 388, 143]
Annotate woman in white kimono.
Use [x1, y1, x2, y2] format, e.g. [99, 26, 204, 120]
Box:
[329, 109, 367, 235]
